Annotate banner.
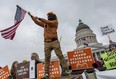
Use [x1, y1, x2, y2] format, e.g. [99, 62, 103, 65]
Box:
[101, 50, 116, 69]
[67, 48, 94, 70]
[0, 65, 10, 79]
[82, 69, 116, 79]
[37, 60, 61, 79]
[100, 24, 115, 35]
[16, 61, 30, 79]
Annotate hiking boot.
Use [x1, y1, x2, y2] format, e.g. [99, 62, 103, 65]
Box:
[41, 74, 49, 79]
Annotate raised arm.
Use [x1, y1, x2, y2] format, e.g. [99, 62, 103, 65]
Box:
[39, 18, 58, 27]
[28, 12, 44, 28]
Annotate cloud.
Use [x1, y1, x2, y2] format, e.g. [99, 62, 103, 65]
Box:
[0, 0, 116, 68]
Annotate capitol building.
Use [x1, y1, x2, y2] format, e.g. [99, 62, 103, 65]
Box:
[74, 19, 109, 61]
[52, 19, 109, 61]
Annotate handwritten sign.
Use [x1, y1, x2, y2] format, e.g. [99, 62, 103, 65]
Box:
[37, 60, 61, 79]
[0, 65, 10, 79]
[101, 50, 116, 69]
[16, 61, 30, 79]
[67, 48, 94, 70]
[100, 25, 115, 35]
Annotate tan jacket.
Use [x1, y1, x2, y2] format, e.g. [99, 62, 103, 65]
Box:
[31, 17, 58, 40]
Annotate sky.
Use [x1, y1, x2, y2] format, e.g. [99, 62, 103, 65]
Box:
[0, 0, 116, 68]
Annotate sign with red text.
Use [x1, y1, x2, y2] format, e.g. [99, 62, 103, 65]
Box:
[67, 48, 94, 70]
[0, 65, 10, 79]
[37, 60, 61, 79]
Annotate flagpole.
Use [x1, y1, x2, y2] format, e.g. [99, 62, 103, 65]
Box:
[107, 34, 112, 44]
[59, 36, 62, 42]
[28, 12, 34, 17]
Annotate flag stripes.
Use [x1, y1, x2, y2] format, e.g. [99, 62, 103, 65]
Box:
[1, 21, 21, 39]
[0, 5, 26, 40]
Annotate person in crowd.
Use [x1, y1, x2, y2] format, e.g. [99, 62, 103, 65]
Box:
[0, 66, 2, 69]
[31, 52, 43, 63]
[10, 61, 18, 79]
[92, 63, 99, 69]
[100, 58, 105, 67]
[22, 59, 28, 64]
[93, 58, 106, 71]
[31, 52, 44, 78]
[109, 42, 116, 51]
[93, 58, 101, 68]
[28, 12, 70, 79]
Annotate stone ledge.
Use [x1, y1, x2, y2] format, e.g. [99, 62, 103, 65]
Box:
[51, 74, 83, 79]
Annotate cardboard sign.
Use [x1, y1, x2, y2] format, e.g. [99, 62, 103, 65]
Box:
[100, 25, 115, 35]
[37, 60, 61, 79]
[16, 61, 30, 79]
[29, 60, 35, 78]
[67, 48, 94, 70]
[0, 65, 10, 79]
[101, 50, 116, 69]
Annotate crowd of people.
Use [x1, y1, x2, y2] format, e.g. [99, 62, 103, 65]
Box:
[8, 52, 43, 79]
[1, 11, 115, 79]
[0, 40, 114, 79]
[91, 41, 116, 73]
[6, 40, 116, 79]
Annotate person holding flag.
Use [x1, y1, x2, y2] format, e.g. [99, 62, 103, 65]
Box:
[28, 12, 70, 79]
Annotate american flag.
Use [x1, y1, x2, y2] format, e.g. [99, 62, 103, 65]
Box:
[0, 5, 26, 40]
[82, 37, 90, 46]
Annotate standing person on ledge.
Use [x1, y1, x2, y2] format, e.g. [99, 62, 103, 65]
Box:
[28, 12, 70, 79]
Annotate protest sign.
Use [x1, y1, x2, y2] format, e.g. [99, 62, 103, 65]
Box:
[67, 48, 94, 70]
[29, 60, 35, 78]
[37, 60, 61, 79]
[16, 61, 30, 79]
[100, 24, 115, 36]
[101, 50, 116, 69]
[0, 65, 10, 79]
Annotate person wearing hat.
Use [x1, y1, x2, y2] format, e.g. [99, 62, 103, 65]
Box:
[28, 12, 70, 79]
[109, 42, 116, 51]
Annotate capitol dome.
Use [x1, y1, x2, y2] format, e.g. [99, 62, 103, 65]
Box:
[76, 19, 90, 32]
[75, 19, 98, 48]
